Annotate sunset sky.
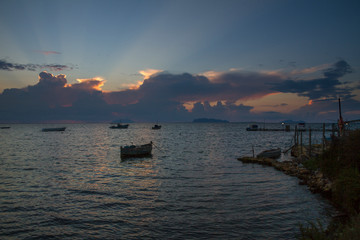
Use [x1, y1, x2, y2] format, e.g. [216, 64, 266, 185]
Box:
[1, 0, 359, 123]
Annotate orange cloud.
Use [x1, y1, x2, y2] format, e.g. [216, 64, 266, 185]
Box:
[70, 77, 105, 91]
[139, 69, 163, 80]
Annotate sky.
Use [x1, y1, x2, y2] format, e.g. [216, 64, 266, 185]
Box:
[0, 0, 360, 123]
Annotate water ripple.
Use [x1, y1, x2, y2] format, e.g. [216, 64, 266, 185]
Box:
[0, 123, 334, 239]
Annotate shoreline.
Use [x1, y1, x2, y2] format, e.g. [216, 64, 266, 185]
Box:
[237, 156, 333, 196]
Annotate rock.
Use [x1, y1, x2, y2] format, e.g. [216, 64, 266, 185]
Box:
[237, 155, 333, 195]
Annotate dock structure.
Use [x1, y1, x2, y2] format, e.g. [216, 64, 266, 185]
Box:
[245, 122, 339, 132]
[246, 127, 334, 132]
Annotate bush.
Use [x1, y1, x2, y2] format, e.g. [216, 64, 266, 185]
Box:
[332, 168, 360, 214]
[299, 130, 360, 239]
[320, 130, 360, 180]
[303, 157, 320, 172]
[338, 214, 360, 240]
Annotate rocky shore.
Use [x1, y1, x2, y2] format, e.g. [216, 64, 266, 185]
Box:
[237, 156, 332, 195]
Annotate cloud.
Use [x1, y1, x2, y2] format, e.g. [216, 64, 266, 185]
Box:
[131, 71, 283, 104]
[271, 60, 355, 101]
[0, 59, 72, 71]
[324, 60, 353, 79]
[0, 71, 111, 122]
[35, 50, 61, 55]
[289, 64, 330, 76]
[261, 103, 288, 108]
[0, 60, 359, 123]
[70, 77, 106, 91]
[139, 68, 163, 80]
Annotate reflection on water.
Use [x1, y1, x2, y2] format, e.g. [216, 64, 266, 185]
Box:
[0, 123, 334, 239]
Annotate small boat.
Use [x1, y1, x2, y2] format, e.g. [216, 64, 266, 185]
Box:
[256, 148, 281, 159]
[0, 127, 10, 129]
[246, 124, 259, 131]
[121, 142, 153, 158]
[110, 123, 129, 129]
[152, 124, 161, 130]
[42, 127, 66, 132]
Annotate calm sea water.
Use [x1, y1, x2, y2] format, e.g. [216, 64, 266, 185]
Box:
[0, 123, 333, 239]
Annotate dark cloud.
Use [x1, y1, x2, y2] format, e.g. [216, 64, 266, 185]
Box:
[323, 60, 353, 79]
[190, 101, 254, 122]
[130, 71, 283, 103]
[0, 72, 112, 123]
[0, 60, 359, 123]
[0, 59, 72, 71]
[271, 60, 355, 100]
[262, 103, 288, 108]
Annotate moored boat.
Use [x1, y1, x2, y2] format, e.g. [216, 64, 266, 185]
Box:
[42, 127, 66, 132]
[256, 148, 281, 159]
[152, 124, 161, 130]
[246, 124, 259, 131]
[110, 123, 129, 129]
[121, 142, 153, 158]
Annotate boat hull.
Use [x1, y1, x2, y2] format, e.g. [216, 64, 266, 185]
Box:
[256, 148, 281, 159]
[42, 127, 66, 132]
[121, 142, 152, 158]
[110, 124, 129, 129]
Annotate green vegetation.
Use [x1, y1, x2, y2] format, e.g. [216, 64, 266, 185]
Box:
[300, 129, 360, 239]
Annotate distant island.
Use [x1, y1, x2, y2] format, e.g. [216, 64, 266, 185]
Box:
[193, 118, 229, 123]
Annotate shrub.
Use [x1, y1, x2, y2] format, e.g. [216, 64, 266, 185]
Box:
[332, 168, 360, 214]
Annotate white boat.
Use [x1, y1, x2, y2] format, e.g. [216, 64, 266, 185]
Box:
[42, 127, 66, 132]
[256, 148, 281, 159]
[121, 142, 153, 158]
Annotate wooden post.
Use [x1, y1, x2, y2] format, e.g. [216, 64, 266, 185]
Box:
[322, 123, 325, 153]
[300, 130, 303, 155]
[252, 146, 255, 158]
[309, 127, 312, 158]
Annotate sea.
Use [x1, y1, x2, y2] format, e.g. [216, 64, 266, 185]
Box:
[0, 123, 335, 239]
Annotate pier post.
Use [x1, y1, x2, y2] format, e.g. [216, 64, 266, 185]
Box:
[300, 130, 303, 155]
[309, 127, 312, 158]
[322, 123, 325, 153]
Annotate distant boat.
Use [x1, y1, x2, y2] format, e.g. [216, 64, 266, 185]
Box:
[256, 148, 281, 159]
[246, 124, 259, 131]
[110, 123, 129, 129]
[152, 124, 161, 130]
[120, 142, 153, 158]
[0, 127, 10, 129]
[42, 127, 66, 132]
